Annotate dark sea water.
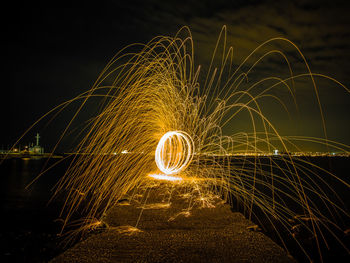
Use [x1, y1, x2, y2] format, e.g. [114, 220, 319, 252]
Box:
[0, 156, 349, 262]
[227, 156, 350, 263]
[0, 158, 68, 263]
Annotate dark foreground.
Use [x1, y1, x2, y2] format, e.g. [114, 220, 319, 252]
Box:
[1, 157, 349, 262]
[50, 182, 295, 263]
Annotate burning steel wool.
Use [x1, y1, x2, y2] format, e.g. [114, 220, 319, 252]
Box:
[155, 131, 194, 176]
[12, 26, 350, 261]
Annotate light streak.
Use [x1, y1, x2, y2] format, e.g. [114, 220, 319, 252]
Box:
[155, 131, 194, 175]
[148, 173, 183, 181]
[13, 26, 350, 261]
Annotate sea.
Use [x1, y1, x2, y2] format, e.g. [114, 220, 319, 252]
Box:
[0, 156, 349, 262]
[0, 158, 69, 263]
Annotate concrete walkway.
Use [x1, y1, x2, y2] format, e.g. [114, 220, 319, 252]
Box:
[51, 181, 295, 263]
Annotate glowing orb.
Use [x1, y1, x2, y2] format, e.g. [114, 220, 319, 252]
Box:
[155, 131, 194, 175]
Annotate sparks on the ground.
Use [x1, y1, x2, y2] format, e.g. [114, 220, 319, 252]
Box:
[148, 173, 183, 181]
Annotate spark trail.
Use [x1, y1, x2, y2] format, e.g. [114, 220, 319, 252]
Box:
[10, 26, 350, 261]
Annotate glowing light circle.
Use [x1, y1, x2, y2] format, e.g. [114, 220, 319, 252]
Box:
[155, 131, 194, 175]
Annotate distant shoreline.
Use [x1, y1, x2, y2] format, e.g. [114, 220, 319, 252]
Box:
[0, 153, 64, 160]
[1, 152, 349, 160]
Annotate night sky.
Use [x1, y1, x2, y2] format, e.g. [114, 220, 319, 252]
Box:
[2, 0, 350, 152]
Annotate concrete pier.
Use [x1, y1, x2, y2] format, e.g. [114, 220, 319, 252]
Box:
[51, 181, 295, 263]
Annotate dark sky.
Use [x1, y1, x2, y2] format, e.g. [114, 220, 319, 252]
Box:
[2, 0, 350, 152]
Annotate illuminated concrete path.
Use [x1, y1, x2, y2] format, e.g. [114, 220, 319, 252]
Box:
[51, 183, 296, 263]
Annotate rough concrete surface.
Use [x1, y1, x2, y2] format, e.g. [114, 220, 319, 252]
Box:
[50, 182, 296, 263]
